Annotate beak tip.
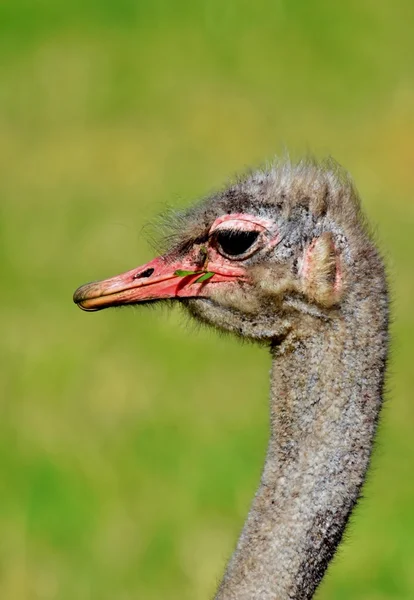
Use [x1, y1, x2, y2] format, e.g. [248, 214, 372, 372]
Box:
[73, 284, 87, 305]
[73, 283, 99, 311]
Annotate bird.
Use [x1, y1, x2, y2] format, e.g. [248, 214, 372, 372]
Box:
[73, 157, 389, 600]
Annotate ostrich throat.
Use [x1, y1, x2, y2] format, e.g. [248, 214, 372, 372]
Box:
[216, 293, 387, 600]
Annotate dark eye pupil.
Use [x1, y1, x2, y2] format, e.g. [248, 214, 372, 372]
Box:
[215, 230, 259, 256]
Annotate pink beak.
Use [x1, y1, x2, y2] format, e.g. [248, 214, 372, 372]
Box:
[73, 253, 246, 312]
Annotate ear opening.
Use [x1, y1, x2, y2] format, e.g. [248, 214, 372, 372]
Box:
[300, 233, 343, 307]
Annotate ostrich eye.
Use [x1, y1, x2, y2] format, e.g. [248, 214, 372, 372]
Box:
[214, 229, 260, 258]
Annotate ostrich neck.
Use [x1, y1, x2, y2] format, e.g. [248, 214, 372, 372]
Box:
[215, 289, 388, 599]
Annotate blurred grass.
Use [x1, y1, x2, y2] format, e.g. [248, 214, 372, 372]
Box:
[1, 1, 414, 598]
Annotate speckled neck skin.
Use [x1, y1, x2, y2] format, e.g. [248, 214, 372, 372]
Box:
[215, 264, 388, 599]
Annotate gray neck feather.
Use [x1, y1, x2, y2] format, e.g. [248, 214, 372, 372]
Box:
[215, 267, 388, 599]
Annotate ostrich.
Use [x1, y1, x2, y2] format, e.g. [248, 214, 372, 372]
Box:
[73, 158, 389, 600]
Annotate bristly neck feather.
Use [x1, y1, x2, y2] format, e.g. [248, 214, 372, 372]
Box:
[215, 261, 388, 600]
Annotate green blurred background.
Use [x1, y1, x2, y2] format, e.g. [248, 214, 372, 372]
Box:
[1, 1, 414, 598]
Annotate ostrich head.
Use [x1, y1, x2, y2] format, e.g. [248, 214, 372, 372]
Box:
[74, 159, 365, 343]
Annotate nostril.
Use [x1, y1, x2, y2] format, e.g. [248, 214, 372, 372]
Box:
[133, 268, 154, 280]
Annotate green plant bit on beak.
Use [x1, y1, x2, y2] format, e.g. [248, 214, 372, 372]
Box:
[194, 271, 214, 283]
[173, 269, 215, 284]
[174, 269, 204, 277]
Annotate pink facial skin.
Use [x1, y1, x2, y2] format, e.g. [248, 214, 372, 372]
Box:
[73, 213, 279, 312]
[210, 213, 275, 233]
